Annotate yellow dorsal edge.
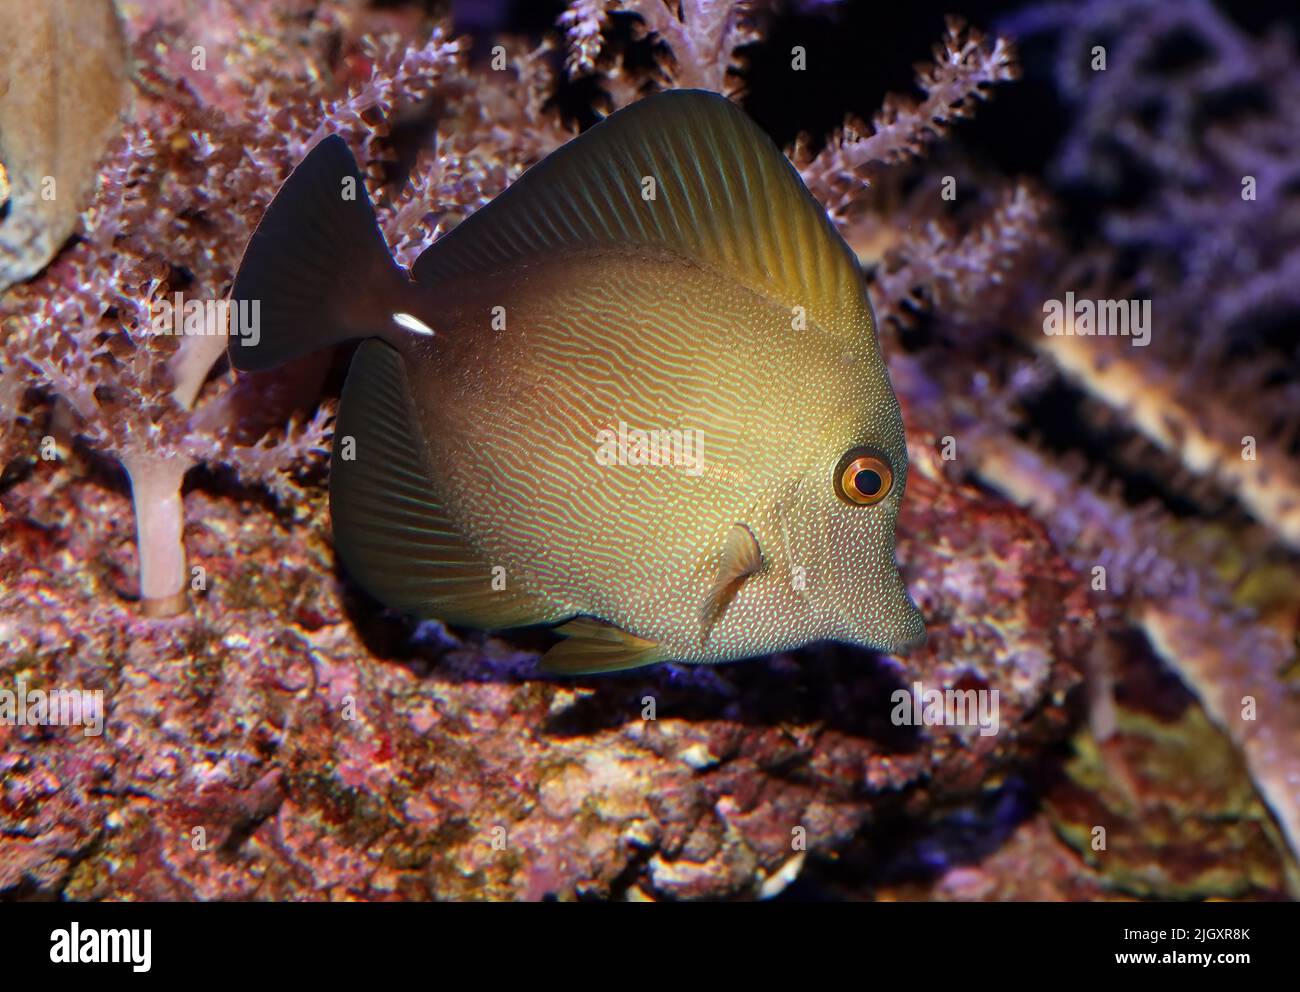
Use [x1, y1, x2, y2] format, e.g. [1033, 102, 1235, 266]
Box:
[411, 89, 869, 339]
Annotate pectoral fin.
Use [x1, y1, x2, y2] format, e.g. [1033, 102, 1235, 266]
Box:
[700, 524, 764, 643]
[541, 618, 664, 675]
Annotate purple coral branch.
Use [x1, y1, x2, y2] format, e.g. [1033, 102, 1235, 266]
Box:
[560, 0, 759, 96]
[872, 181, 1052, 331]
[797, 17, 1018, 224]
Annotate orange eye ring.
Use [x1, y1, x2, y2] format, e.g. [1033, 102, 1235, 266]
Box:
[834, 450, 893, 506]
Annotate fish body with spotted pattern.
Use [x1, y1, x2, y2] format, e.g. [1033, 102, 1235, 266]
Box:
[229, 89, 925, 673]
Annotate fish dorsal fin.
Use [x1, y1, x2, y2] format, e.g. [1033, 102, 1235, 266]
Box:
[329, 339, 555, 628]
[411, 89, 868, 337]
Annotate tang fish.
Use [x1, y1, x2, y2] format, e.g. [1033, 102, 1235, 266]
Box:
[229, 89, 925, 674]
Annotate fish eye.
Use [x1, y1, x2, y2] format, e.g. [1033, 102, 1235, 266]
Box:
[834, 448, 893, 506]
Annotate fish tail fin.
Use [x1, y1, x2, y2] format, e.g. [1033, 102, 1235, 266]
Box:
[228, 135, 407, 372]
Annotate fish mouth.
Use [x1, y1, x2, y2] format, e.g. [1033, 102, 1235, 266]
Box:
[809, 523, 926, 653]
[773, 491, 926, 654]
[830, 584, 926, 654]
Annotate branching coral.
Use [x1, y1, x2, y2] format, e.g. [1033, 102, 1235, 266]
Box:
[0, 4, 469, 613]
[795, 17, 1019, 226]
[855, 0, 1300, 868]
[1003, 0, 1300, 549]
[562, 0, 760, 95]
[871, 181, 1053, 332]
[1034, 332, 1300, 549]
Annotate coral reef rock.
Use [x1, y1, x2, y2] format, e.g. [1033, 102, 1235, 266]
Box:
[0, 458, 1089, 899]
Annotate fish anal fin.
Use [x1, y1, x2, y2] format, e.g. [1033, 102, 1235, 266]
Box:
[700, 523, 764, 643]
[330, 339, 555, 629]
[541, 618, 663, 675]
